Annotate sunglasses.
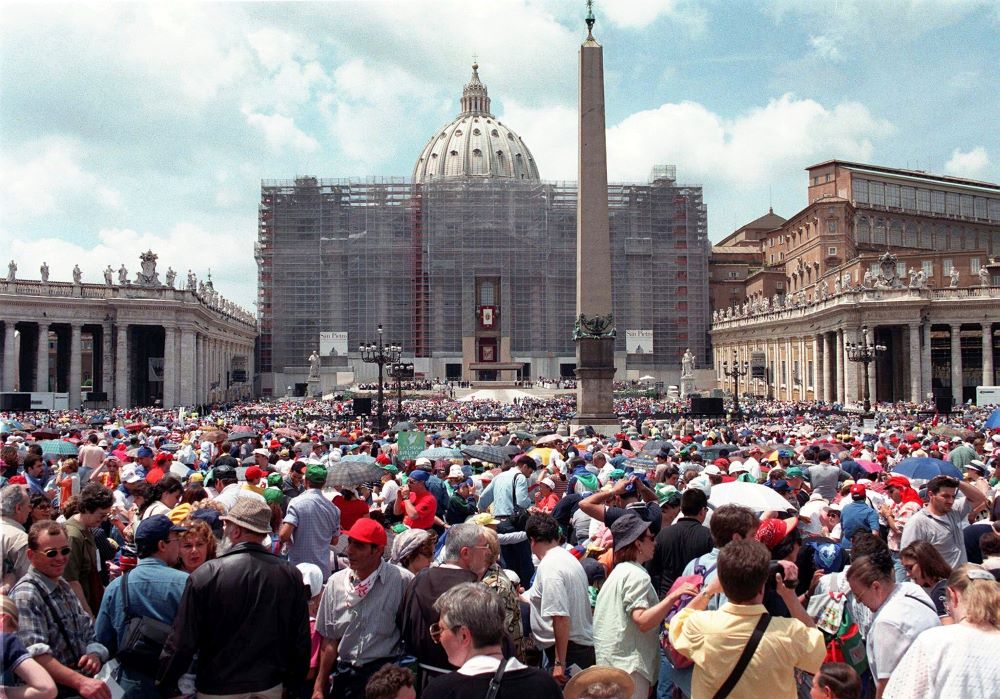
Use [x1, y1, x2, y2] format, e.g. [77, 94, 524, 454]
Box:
[39, 546, 71, 559]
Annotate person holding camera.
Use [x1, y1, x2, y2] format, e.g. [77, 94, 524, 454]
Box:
[668, 540, 824, 698]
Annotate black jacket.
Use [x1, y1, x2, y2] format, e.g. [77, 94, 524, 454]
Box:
[648, 517, 713, 596]
[157, 542, 310, 696]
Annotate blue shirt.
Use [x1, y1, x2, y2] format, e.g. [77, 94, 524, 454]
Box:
[839, 501, 879, 549]
[95, 557, 189, 655]
[478, 469, 532, 516]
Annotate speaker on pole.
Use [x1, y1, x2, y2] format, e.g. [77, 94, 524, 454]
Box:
[934, 392, 952, 415]
[353, 397, 373, 415]
[0, 393, 31, 411]
[690, 397, 725, 415]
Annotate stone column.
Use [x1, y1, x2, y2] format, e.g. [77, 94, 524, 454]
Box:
[180, 329, 196, 406]
[1, 321, 15, 391]
[908, 322, 922, 402]
[835, 331, 845, 403]
[36, 323, 49, 392]
[69, 323, 82, 409]
[813, 334, 823, 401]
[843, 329, 858, 405]
[950, 324, 963, 406]
[866, 326, 877, 407]
[101, 322, 113, 400]
[983, 323, 994, 387]
[162, 326, 177, 408]
[922, 322, 932, 401]
[115, 325, 129, 408]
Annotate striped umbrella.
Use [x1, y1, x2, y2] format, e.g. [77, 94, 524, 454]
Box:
[39, 440, 78, 456]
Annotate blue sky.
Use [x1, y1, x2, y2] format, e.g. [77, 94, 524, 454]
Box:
[2, 0, 997, 309]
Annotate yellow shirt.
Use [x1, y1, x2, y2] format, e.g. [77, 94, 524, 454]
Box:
[669, 602, 825, 699]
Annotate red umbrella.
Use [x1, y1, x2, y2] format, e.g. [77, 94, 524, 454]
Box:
[125, 422, 148, 432]
[31, 429, 60, 440]
[855, 459, 883, 473]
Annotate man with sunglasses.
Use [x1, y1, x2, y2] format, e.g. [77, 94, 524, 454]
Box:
[9, 520, 112, 699]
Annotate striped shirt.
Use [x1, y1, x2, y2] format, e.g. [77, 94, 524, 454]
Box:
[283, 489, 341, 580]
[315, 561, 405, 666]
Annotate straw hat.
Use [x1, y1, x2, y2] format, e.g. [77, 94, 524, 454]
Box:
[563, 666, 635, 699]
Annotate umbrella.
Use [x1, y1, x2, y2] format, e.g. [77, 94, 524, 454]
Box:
[810, 439, 848, 451]
[513, 431, 534, 441]
[526, 447, 556, 466]
[340, 454, 377, 465]
[393, 421, 415, 432]
[418, 447, 463, 460]
[32, 429, 61, 440]
[68, 423, 89, 431]
[0, 419, 24, 431]
[930, 425, 976, 440]
[460, 444, 508, 465]
[39, 440, 78, 456]
[640, 439, 670, 454]
[499, 445, 522, 456]
[125, 422, 148, 432]
[241, 455, 257, 465]
[274, 427, 300, 439]
[983, 408, 1000, 430]
[461, 429, 483, 441]
[699, 444, 740, 461]
[536, 433, 564, 445]
[89, 416, 108, 426]
[709, 481, 795, 512]
[327, 460, 384, 488]
[638, 375, 655, 382]
[854, 459, 883, 474]
[892, 457, 962, 481]
[622, 454, 657, 471]
[228, 431, 257, 441]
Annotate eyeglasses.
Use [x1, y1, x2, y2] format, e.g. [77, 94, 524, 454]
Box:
[39, 546, 71, 559]
[429, 621, 460, 644]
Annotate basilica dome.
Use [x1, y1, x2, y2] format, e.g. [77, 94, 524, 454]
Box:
[412, 64, 540, 184]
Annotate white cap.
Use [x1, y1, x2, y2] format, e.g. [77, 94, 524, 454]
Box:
[703, 464, 722, 476]
[448, 464, 465, 479]
[414, 457, 432, 468]
[540, 477, 555, 490]
[296, 562, 324, 598]
[121, 465, 144, 484]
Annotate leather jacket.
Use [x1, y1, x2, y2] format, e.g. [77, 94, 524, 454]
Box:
[157, 542, 310, 696]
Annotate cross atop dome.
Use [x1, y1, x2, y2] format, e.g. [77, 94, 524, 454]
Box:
[460, 61, 491, 116]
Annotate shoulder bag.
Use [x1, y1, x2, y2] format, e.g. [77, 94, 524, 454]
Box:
[116, 570, 174, 675]
[713, 612, 770, 699]
[508, 475, 530, 531]
[484, 657, 509, 699]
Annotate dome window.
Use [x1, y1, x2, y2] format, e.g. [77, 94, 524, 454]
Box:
[473, 128, 481, 136]
[455, 129, 463, 136]
[491, 129, 499, 137]
[473, 148, 482, 156]
[496, 151, 504, 158]
[450, 150, 458, 156]
[507, 133, 514, 140]
[431, 153, 438, 159]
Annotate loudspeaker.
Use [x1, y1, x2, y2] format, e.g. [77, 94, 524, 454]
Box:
[690, 397, 725, 415]
[353, 397, 373, 415]
[293, 383, 308, 397]
[85, 392, 108, 402]
[0, 393, 32, 411]
[934, 393, 952, 415]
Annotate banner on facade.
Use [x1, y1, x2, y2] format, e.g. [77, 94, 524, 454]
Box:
[319, 331, 349, 357]
[626, 330, 653, 355]
[750, 351, 767, 379]
[479, 306, 497, 329]
[397, 431, 425, 461]
[148, 358, 164, 382]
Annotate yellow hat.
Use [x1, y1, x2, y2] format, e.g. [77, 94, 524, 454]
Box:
[168, 503, 193, 525]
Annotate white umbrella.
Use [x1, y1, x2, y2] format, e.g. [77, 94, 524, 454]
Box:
[708, 481, 792, 512]
[638, 375, 655, 382]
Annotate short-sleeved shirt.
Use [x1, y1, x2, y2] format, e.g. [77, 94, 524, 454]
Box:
[840, 501, 879, 548]
[899, 499, 972, 568]
[866, 582, 940, 681]
[593, 561, 660, 682]
[63, 518, 101, 609]
[2, 632, 30, 685]
[284, 489, 341, 580]
[525, 546, 593, 649]
[402, 490, 438, 530]
[806, 464, 847, 500]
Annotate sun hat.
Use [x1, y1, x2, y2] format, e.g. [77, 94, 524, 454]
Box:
[296, 562, 324, 598]
[564, 666, 635, 699]
[609, 512, 651, 552]
[471, 512, 500, 526]
[414, 457, 432, 469]
[344, 518, 387, 547]
[220, 498, 273, 534]
[447, 464, 465, 479]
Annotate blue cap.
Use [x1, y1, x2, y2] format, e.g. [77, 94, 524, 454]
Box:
[134, 515, 187, 549]
[408, 469, 430, 482]
[190, 508, 222, 535]
[136, 446, 155, 458]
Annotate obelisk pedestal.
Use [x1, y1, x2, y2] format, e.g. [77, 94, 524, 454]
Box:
[573, 7, 618, 435]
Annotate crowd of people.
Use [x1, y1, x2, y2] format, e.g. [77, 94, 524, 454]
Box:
[1, 395, 999, 699]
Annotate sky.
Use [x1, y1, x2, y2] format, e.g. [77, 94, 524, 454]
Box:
[2, 0, 998, 310]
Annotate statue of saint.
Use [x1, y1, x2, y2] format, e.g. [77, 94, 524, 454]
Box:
[308, 350, 321, 379]
[7, 260, 16, 282]
[104, 265, 114, 285]
[118, 264, 128, 285]
[949, 267, 960, 287]
[681, 348, 695, 377]
[72, 264, 82, 284]
[40, 262, 49, 283]
[165, 267, 176, 288]
[187, 270, 197, 290]
[980, 265, 990, 287]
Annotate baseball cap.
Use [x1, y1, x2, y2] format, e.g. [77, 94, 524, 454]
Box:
[786, 467, 804, 478]
[136, 446, 154, 458]
[414, 457, 432, 469]
[253, 448, 270, 457]
[703, 464, 722, 476]
[245, 466, 264, 482]
[539, 477, 555, 490]
[850, 483, 867, 499]
[755, 517, 797, 549]
[134, 514, 187, 549]
[408, 469, 430, 482]
[305, 465, 328, 484]
[121, 465, 144, 484]
[654, 483, 680, 506]
[344, 518, 387, 547]
[297, 562, 324, 598]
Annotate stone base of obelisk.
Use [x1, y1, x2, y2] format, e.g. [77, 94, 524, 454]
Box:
[307, 378, 322, 398]
[572, 337, 619, 435]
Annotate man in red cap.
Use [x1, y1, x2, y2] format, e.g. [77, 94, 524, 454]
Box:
[313, 518, 406, 699]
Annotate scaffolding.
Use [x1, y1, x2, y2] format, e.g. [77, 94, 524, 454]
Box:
[256, 170, 710, 383]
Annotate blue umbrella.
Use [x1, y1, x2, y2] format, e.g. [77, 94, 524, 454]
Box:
[0, 419, 24, 431]
[985, 407, 1000, 430]
[892, 457, 962, 481]
[623, 454, 657, 471]
[417, 447, 463, 460]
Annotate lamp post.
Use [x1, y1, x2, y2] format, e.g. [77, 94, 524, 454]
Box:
[389, 362, 414, 417]
[722, 349, 749, 415]
[359, 325, 401, 432]
[846, 325, 885, 416]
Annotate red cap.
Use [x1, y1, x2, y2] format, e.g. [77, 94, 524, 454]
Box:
[154, 451, 172, 464]
[269, 440, 281, 450]
[245, 466, 264, 482]
[375, 453, 391, 465]
[850, 483, 867, 498]
[343, 517, 386, 547]
[7, 474, 26, 485]
[755, 517, 796, 549]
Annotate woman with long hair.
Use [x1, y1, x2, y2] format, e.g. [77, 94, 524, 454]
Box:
[139, 475, 183, 520]
[898, 540, 952, 619]
[883, 565, 1000, 697]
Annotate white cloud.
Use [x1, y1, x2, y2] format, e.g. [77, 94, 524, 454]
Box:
[945, 146, 990, 178]
[502, 93, 893, 186]
[0, 138, 123, 222]
[0, 224, 256, 310]
[809, 35, 843, 61]
[599, 0, 706, 32]
[242, 108, 319, 154]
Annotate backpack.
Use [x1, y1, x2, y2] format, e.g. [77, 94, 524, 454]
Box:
[816, 573, 868, 676]
[659, 556, 717, 669]
[804, 538, 847, 575]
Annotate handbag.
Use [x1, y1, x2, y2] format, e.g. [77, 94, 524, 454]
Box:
[508, 475, 530, 531]
[116, 571, 174, 676]
[713, 612, 770, 699]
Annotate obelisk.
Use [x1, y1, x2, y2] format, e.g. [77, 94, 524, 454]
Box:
[573, 1, 618, 432]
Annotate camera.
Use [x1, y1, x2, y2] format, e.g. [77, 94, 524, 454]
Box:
[767, 561, 796, 589]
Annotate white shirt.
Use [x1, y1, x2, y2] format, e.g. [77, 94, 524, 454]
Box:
[524, 545, 593, 649]
[866, 582, 941, 680]
[457, 655, 528, 676]
[884, 624, 1000, 698]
